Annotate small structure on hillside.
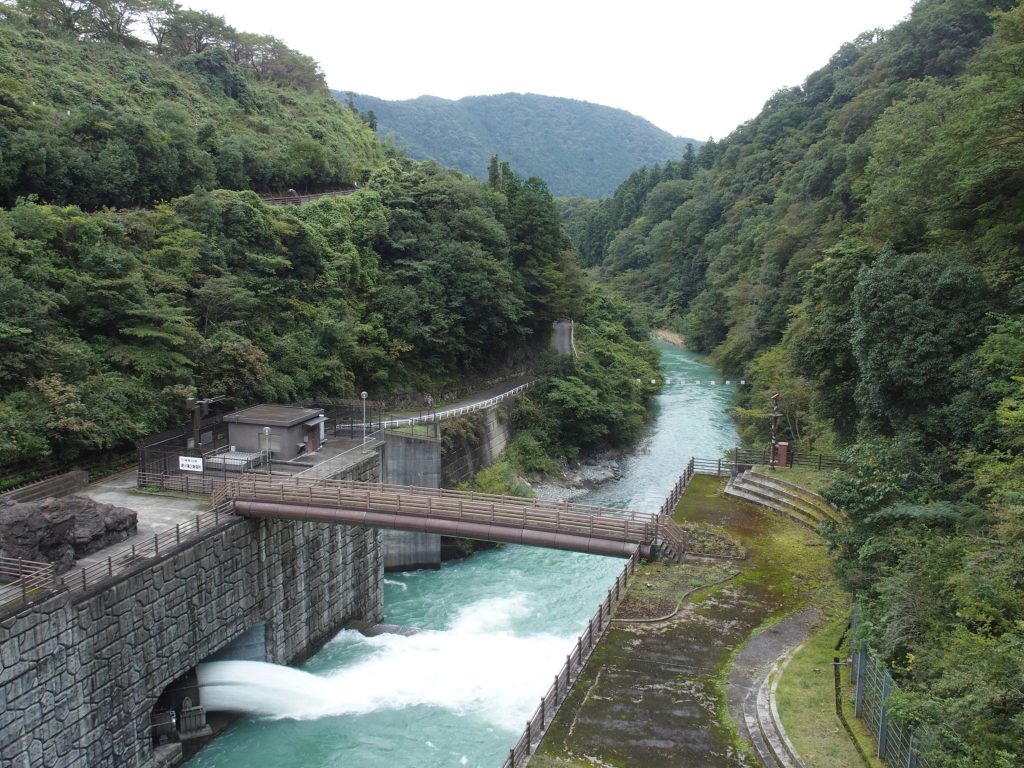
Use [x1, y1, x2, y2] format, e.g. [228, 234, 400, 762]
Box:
[221, 405, 327, 462]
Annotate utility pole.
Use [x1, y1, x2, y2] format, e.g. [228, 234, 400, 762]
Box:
[185, 395, 225, 452]
[769, 393, 780, 471]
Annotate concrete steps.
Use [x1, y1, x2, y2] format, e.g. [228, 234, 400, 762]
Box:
[740, 647, 806, 768]
[724, 471, 840, 530]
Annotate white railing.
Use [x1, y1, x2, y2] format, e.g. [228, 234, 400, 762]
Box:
[343, 382, 534, 432]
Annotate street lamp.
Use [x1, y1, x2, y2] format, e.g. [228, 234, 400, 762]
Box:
[360, 391, 368, 443]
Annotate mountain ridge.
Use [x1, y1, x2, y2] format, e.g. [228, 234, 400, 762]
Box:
[338, 91, 702, 198]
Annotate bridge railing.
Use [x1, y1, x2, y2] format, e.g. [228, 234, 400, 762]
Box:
[228, 474, 657, 524]
[225, 475, 658, 544]
[502, 550, 638, 767]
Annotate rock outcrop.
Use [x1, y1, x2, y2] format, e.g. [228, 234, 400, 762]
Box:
[0, 496, 138, 571]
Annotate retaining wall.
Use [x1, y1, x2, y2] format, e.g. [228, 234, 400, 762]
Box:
[441, 404, 514, 487]
[1, 470, 90, 502]
[382, 403, 516, 570]
[0, 458, 384, 768]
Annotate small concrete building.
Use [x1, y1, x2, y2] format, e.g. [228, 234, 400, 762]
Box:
[221, 404, 327, 462]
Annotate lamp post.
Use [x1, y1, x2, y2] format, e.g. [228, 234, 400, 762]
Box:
[360, 391, 368, 443]
[262, 426, 272, 475]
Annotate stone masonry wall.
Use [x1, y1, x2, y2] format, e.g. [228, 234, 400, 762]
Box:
[0, 454, 383, 768]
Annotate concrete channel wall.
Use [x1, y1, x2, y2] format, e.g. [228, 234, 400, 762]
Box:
[382, 401, 515, 571]
[0, 456, 385, 768]
[383, 432, 442, 570]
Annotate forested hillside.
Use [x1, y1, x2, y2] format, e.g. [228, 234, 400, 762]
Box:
[566, 1, 1024, 764]
[0, 4, 661, 474]
[0, 2, 381, 208]
[343, 92, 701, 199]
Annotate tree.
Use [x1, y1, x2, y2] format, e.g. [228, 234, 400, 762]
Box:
[851, 248, 991, 442]
[16, 0, 89, 34]
[85, 0, 150, 44]
[159, 8, 226, 55]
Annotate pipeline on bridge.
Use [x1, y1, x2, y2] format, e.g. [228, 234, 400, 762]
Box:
[217, 475, 687, 561]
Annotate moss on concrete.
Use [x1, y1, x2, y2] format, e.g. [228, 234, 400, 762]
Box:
[533, 474, 836, 767]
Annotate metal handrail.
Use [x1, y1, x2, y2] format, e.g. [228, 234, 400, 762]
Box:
[501, 551, 638, 767]
[59, 499, 236, 596]
[372, 383, 534, 430]
[227, 474, 657, 524]
[0, 557, 59, 614]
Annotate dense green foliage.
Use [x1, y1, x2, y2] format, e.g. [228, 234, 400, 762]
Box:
[563, 1, 1024, 764]
[345, 92, 702, 199]
[0, 3, 381, 208]
[0, 6, 622, 473]
[507, 291, 661, 469]
[0, 156, 587, 465]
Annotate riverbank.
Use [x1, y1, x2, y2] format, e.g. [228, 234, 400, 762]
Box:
[651, 328, 686, 347]
[532, 474, 838, 766]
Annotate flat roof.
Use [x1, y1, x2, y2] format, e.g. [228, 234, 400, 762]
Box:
[222, 404, 323, 428]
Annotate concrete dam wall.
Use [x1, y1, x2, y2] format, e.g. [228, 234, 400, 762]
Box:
[0, 456, 384, 768]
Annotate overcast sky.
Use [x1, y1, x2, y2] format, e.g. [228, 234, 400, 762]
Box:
[182, 1, 917, 139]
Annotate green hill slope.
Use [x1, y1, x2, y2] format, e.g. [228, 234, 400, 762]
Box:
[341, 92, 701, 199]
[0, 8, 381, 209]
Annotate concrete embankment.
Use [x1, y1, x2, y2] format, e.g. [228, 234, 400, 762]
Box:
[531, 475, 833, 767]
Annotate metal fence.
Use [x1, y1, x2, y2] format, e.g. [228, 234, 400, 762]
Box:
[59, 500, 237, 595]
[137, 445, 268, 496]
[733, 447, 846, 471]
[0, 557, 60, 616]
[851, 643, 934, 768]
[501, 551, 638, 768]
[0, 501, 236, 616]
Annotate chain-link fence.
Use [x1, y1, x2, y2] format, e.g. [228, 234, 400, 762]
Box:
[851, 643, 934, 768]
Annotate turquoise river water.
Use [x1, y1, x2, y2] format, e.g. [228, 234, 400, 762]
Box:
[185, 342, 738, 768]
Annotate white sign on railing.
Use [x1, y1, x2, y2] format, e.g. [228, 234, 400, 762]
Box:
[179, 456, 204, 473]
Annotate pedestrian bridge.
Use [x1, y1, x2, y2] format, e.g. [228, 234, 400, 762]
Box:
[214, 475, 688, 562]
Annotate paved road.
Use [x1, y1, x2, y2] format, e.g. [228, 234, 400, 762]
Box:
[552, 319, 573, 356]
[71, 468, 209, 570]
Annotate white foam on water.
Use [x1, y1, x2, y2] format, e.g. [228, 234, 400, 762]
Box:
[384, 578, 409, 591]
[196, 661, 339, 719]
[198, 595, 571, 733]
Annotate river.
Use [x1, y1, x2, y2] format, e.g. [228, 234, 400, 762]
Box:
[185, 341, 737, 768]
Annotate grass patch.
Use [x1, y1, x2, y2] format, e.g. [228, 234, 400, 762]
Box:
[614, 559, 734, 620]
[750, 464, 835, 494]
[386, 423, 436, 439]
[673, 474, 737, 522]
[672, 475, 748, 557]
[775, 593, 886, 768]
[461, 457, 534, 497]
